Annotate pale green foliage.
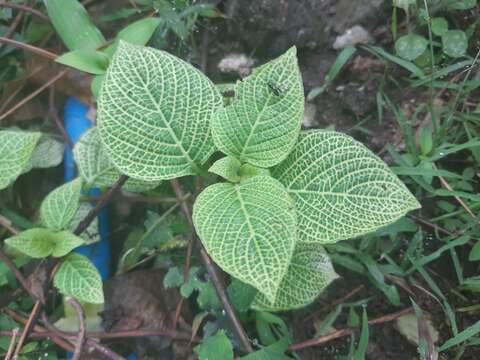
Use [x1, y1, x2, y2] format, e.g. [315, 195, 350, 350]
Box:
[208, 156, 241, 183]
[97, 41, 222, 181]
[50, 231, 85, 257]
[0, 130, 41, 190]
[252, 243, 338, 311]
[40, 178, 82, 231]
[5, 228, 84, 258]
[442, 30, 468, 58]
[194, 330, 233, 360]
[68, 203, 100, 244]
[272, 131, 421, 244]
[212, 47, 304, 168]
[395, 34, 428, 61]
[23, 135, 64, 173]
[193, 176, 297, 302]
[44, 0, 105, 51]
[96, 44, 420, 310]
[74, 127, 159, 192]
[54, 253, 104, 304]
[5, 228, 56, 258]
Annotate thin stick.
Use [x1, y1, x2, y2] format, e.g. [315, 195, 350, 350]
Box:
[74, 175, 129, 235]
[49, 87, 74, 148]
[0, 249, 39, 302]
[0, 215, 20, 235]
[4, 328, 18, 360]
[170, 179, 253, 353]
[67, 299, 86, 360]
[2, 309, 75, 352]
[0, 70, 66, 122]
[170, 179, 195, 328]
[0, 37, 57, 60]
[433, 163, 476, 219]
[0, 2, 49, 21]
[41, 313, 125, 360]
[87, 340, 125, 360]
[303, 285, 365, 323]
[408, 214, 453, 237]
[13, 300, 41, 357]
[289, 307, 413, 351]
[2, 12, 23, 44]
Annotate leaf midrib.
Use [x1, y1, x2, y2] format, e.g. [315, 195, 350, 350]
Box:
[130, 52, 200, 174]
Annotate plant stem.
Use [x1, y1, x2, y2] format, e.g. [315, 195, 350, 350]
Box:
[67, 299, 86, 360]
[170, 179, 253, 353]
[74, 175, 129, 236]
[0, 37, 57, 60]
[0, 2, 50, 21]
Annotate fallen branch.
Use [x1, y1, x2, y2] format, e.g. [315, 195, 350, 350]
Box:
[0, 2, 50, 21]
[289, 307, 413, 351]
[0, 37, 57, 60]
[0, 70, 66, 122]
[68, 299, 86, 360]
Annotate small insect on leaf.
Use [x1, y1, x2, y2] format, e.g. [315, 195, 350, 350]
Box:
[267, 80, 289, 96]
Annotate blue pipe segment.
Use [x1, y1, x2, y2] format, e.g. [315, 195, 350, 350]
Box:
[64, 97, 137, 360]
[64, 97, 110, 280]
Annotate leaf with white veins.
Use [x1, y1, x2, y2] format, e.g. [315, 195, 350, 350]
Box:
[272, 131, 420, 244]
[0, 130, 41, 189]
[193, 176, 296, 302]
[97, 41, 222, 181]
[212, 47, 304, 168]
[74, 128, 159, 192]
[54, 253, 104, 304]
[40, 178, 82, 231]
[252, 243, 338, 311]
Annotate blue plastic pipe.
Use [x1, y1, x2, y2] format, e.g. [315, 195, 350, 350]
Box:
[64, 97, 110, 280]
[64, 97, 137, 360]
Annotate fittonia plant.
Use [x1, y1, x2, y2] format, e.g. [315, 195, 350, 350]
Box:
[96, 41, 420, 311]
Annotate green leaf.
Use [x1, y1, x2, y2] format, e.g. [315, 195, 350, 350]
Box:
[208, 156, 241, 183]
[272, 131, 420, 244]
[44, 0, 105, 50]
[194, 330, 234, 360]
[448, 0, 477, 10]
[442, 30, 468, 58]
[40, 178, 82, 231]
[469, 241, 480, 261]
[67, 203, 100, 245]
[431, 17, 449, 37]
[74, 128, 159, 192]
[50, 231, 85, 257]
[439, 320, 480, 351]
[240, 337, 293, 360]
[24, 135, 63, 172]
[97, 41, 222, 181]
[4, 228, 84, 258]
[420, 127, 433, 155]
[0, 130, 41, 190]
[5, 228, 56, 258]
[103, 17, 161, 57]
[395, 34, 428, 61]
[227, 279, 258, 312]
[54, 253, 104, 304]
[193, 176, 297, 302]
[307, 46, 357, 101]
[56, 50, 110, 75]
[252, 243, 338, 311]
[354, 308, 369, 360]
[212, 47, 304, 168]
